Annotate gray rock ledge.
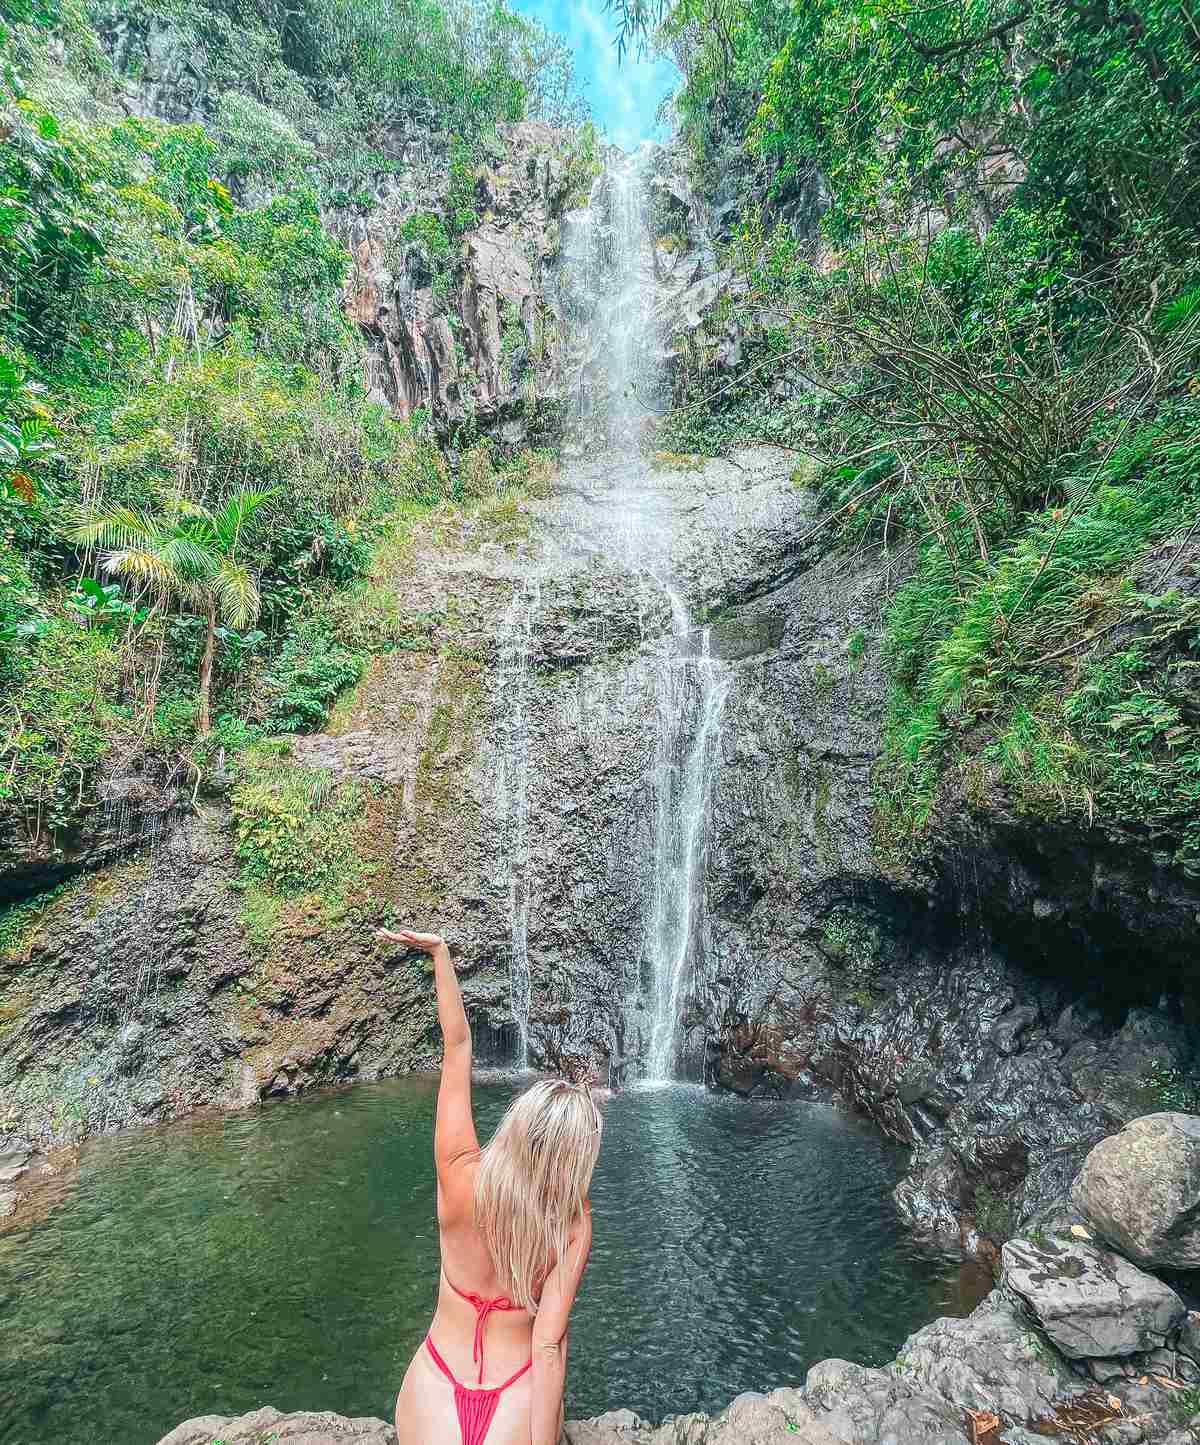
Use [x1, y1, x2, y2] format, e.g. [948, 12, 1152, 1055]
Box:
[1002, 1232, 1184, 1359]
[158, 1407, 397, 1444]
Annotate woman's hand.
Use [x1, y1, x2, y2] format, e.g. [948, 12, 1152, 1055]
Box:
[375, 927, 446, 953]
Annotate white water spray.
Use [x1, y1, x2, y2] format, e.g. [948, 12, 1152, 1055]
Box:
[564, 145, 663, 444]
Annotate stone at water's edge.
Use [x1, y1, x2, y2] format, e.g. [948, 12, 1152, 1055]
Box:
[563, 1393, 844, 1444]
[1072, 1112, 1200, 1269]
[563, 1277, 1200, 1441]
[0, 1143, 31, 1216]
[1001, 1234, 1185, 1358]
[157, 1408, 396, 1443]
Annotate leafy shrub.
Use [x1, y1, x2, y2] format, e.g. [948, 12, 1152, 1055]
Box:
[0, 0, 577, 828]
[260, 622, 363, 732]
[399, 211, 451, 263]
[0, 880, 69, 958]
[0, 617, 125, 829]
[230, 749, 367, 897]
[820, 907, 881, 968]
[973, 1182, 1018, 1244]
[0, 538, 49, 676]
[1139, 1062, 1200, 1114]
[392, 425, 452, 503]
[212, 92, 315, 185]
[0, 353, 60, 502]
[0, 78, 104, 361]
[458, 442, 495, 499]
[879, 401, 1200, 869]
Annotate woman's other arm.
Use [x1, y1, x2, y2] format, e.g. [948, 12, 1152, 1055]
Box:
[530, 1207, 592, 1445]
[376, 929, 477, 1177]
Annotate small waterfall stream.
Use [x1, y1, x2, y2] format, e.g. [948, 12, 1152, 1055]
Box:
[642, 621, 730, 1080]
[495, 575, 541, 1069]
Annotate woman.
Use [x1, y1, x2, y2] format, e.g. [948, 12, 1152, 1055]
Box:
[378, 927, 602, 1445]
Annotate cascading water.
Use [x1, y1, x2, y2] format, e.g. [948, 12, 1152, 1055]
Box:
[642, 622, 730, 1080]
[490, 145, 661, 1073]
[489, 142, 731, 1078]
[563, 144, 663, 442]
[495, 575, 541, 1069]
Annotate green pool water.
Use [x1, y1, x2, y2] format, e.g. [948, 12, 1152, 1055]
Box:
[0, 1077, 979, 1444]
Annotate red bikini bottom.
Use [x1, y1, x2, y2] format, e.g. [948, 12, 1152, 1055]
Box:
[424, 1332, 531, 1445]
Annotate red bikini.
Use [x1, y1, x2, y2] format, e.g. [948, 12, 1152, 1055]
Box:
[425, 1274, 532, 1445]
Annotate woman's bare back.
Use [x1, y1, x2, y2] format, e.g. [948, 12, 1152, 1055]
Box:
[395, 1174, 536, 1445]
[378, 928, 595, 1445]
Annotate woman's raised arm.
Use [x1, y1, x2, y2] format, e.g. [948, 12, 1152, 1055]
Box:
[376, 928, 478, 1176]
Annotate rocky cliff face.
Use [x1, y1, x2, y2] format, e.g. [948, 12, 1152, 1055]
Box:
[0, 444, 819, 1160]
[4, 35, 1198, 1270]
[91, 8, 601, 449]
[0, 119, 881, 1170]
[337, 120, 591, 446]
[6, 428, 1194, 1261]
[13, 22, 1200, 1445]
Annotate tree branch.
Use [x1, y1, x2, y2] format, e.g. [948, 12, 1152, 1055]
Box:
[892, 6, 1032, 61]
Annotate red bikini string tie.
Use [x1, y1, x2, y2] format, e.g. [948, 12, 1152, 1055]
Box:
[446, 1278, 519, 1385]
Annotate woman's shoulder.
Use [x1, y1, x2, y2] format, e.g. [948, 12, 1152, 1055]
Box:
[436, 1154, 480, 1224]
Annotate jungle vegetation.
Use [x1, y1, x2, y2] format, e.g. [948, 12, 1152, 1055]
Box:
[0, 0, 579, 844]
[615, 0, 1200, 873]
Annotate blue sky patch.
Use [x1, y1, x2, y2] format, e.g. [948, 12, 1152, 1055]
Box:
[509, 0, 680, 146]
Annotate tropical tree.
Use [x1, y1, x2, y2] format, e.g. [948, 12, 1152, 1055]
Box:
[68, 490, 275, 732]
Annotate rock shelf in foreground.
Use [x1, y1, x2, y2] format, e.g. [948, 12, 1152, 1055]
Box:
[159, 1408, 396, 1444]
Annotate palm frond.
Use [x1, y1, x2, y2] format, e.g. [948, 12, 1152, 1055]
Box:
[68, 506, 160, 551]
[178, 512, 218, 549]
[159, 533, 218, 579]
[103, 547, 183, 594]
[212, 559, 261, 629]
[212, 489, 278, 548]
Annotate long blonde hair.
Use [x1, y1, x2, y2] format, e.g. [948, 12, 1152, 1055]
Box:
[473, 1079, 602, 1311]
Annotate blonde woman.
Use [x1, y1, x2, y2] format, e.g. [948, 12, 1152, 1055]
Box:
[378, 927, 602, 1445]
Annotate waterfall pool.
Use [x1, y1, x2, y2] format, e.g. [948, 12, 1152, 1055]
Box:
[1, 1078, 985, 1443]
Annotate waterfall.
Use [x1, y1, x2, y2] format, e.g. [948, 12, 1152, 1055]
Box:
[495, 575, 540, 1069]
[564, 146, 731, 1081]
[563, 144, 663, 443]
[491, 142, 730, 1080]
